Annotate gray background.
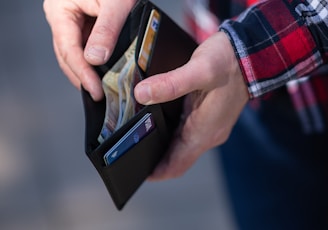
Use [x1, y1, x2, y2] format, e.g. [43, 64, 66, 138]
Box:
[0, 0, 237, 229]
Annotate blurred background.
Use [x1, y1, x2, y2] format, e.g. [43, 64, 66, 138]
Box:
[0, 0, 237, 229]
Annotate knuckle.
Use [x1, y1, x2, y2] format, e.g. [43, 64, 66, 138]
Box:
[78, 64, 91, 82]
[94, 23, 117, 39]
[162, 74, 180, 100]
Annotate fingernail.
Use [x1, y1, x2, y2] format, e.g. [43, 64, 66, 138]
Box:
[86, 46, 108, 64]
[135, 83, 152, 104]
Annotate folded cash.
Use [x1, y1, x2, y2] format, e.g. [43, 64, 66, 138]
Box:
[98, 38, 138, 143]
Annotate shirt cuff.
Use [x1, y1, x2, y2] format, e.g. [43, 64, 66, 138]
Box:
[219, 0, 322, 99]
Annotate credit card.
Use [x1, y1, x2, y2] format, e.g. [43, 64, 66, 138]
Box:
[137, 9, 161, 72]
[103, 113, 156, 165]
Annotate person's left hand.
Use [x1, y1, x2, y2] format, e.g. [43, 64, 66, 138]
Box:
[134, 31, 249, 181]
[43, 0, 137, 101]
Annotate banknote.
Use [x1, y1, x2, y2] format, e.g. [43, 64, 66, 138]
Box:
[100, 68, 119, 139]
[98, 38, 141, 143]
[117, 57, 135, 128]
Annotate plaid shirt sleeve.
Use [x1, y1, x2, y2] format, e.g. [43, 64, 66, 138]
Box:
[220, 0, 328, 98]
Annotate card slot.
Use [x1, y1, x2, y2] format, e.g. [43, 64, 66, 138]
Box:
[99, 128, 164, 209]
[87, 102, 168, 167]
[91, 105, 157, 157]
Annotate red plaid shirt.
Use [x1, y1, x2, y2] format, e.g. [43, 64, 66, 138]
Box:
[217, 0, 328, 134]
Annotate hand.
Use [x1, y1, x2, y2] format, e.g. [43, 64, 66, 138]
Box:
[134, 32, 249, 181]
[43, 0, 137, 101]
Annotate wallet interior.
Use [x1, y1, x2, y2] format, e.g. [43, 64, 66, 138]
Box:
[82, 0, 198, 210]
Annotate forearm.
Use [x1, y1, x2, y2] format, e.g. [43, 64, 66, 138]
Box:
[220, 0, 328, 98]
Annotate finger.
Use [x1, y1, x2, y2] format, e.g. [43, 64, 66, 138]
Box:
[53, 19, 104, 101]
[134, 59, 208, 105]
[54, 42, 81, 89]
[84, 0, 136, 65]
[64, 43, 103, 100]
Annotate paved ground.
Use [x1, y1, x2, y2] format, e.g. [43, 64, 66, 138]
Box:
[0, 0, 238, 229]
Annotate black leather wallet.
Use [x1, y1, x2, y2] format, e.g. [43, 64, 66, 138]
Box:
[82, 0, 197, 210]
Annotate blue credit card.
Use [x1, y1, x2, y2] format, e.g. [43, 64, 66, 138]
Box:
[103, 113, 156, 165]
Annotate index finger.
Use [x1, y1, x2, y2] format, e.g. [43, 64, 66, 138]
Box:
[52, 17, 103, 100]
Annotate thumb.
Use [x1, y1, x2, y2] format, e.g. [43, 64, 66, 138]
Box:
[84, 0, 136, 65]
[134, 60, 206, 105]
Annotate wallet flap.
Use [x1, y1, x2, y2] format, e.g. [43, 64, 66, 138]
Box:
[135, 3, 198, 134]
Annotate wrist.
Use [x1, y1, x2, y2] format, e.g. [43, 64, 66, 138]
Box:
[219, 31, 250, 103]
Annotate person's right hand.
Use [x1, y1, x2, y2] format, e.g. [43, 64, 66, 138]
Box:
[134, 32, 249, 181]
[43, 0, 137, 101]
